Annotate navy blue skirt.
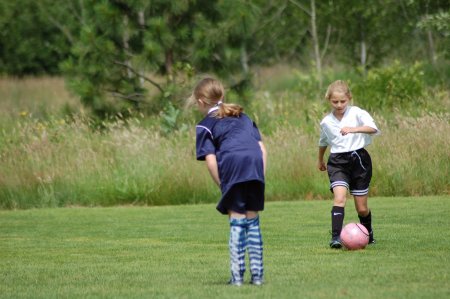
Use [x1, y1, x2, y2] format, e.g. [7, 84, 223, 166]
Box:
[216, 180, 265, 215]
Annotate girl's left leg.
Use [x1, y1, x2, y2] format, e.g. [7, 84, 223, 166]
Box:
[353, 195, 375, 243]
[246, 211, 263, 285]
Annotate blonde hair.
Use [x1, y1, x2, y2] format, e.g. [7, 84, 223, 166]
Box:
[192, 77, 243, 118]
[325, 80, 353, 101]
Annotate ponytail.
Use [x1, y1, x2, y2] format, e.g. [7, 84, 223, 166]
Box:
[192, 77, 244, 118]
[215, 103, 243, 118]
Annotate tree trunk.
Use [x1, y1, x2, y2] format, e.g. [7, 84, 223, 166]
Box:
[424, 0, 437, 66]
[359, 17, 367, 76]
[310, 0, 322, 89]
[138, 10, 145, 85]
[360, 40, 367, 73]
[79, 0, 85, 24]
[427, 30, 437, 65]
[240, 43, 249, 75]
[122, 15, 132, 79]
[165, 49, 173, 81]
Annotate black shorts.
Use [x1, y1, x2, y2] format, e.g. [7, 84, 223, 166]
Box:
[217, 180, 265, 215]
[327, 148, 372, 196]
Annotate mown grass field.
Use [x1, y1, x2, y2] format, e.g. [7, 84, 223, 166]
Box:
[1, 196, 449, 298]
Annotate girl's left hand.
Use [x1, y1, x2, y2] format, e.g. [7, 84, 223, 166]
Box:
[340, 127, 354, 135]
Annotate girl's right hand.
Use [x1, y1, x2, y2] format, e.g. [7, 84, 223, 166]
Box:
[318, 161, 327, 171]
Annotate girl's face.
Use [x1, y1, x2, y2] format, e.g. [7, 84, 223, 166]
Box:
[329, 92, 350, 116]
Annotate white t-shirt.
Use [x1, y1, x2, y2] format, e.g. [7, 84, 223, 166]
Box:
[319, 106, 380, 153]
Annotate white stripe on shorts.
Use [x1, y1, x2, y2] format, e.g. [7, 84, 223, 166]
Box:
[350, 188, 369, 196]
[330, 181, 349, 189]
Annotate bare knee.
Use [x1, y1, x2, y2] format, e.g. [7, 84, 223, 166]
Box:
[356, 206, 369, 216]
[228, 210, 246, 219]
[246, 211, 259, 219]
[333, 196, 346, 207]
[354, 195, 369, 216]
[333, 186, 348, 206]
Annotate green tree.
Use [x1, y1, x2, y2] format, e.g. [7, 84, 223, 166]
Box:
[0, 0, 71, 75]
[324, 0, 449, 71]
[61, 0, 223, 117]
[415, 3, 450, 62]
[192, 0, 311, 92]
[1, 0, 448, 114]
[324, 0, 401, 71]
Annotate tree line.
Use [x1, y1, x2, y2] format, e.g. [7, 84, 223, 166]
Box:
[1, 0, 448, 117]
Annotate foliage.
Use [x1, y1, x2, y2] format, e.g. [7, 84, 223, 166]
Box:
[417, 10, 450, 59]
[60, 0, 302, 117]
[418, 10, 450, 33]
[0, 0, 71, 75]
[1, 107, 448, 209]
[160, 102, 189, 135]
[1, 1, 448, 117]
[352, 62, 426, 110]
[60, 1, 148, 117]
[1, 64, 449, 208]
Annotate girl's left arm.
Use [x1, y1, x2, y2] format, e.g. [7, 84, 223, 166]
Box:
[259, 141, 267, 176]
[340, 126, 377, 136]
[205, 154, 221, 187]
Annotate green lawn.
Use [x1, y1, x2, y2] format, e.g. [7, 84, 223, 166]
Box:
[1, 196, 449, 298]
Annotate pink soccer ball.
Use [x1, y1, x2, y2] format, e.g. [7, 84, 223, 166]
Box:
[340, 223, 369, 250]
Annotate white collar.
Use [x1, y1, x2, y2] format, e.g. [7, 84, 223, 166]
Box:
[208, 101, 222, 114]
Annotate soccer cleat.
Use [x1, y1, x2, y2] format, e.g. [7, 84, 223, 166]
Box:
[228, 279, 243, 286]
[329, 236, 342, 249]
[368, 231, 376, 244]
[250, 277, 264, 286]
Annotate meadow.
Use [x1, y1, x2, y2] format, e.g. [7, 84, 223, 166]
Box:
[0, 65, 449, 298]
[0, 64, 449, 209]
[1, 196, 449, 298]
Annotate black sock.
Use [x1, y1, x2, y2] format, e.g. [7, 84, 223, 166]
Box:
[331, 206, 345, 237]
[358, 211, 373, 233]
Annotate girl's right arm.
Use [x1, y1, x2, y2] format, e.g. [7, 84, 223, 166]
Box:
[340, 126, 377, 136]
[205, 154, 221, 187]
[318, 146, 327, 171]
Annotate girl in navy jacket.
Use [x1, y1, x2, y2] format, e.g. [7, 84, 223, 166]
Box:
[192, 77, 267, 286]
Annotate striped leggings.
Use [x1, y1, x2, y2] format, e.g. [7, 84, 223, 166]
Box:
[229, 216, 263, 282]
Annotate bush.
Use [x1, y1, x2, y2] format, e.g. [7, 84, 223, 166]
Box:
[352, 61, 425, 110]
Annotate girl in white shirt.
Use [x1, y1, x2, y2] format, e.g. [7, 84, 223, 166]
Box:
[318, 80, 379, 248]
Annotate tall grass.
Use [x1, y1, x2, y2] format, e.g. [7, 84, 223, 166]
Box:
[0, 116, 217, 209]
[0, 67, 449, 209]
[371, 113, 450, 196]
[0, 77, 80, 127]
[1, 111, 448, 209]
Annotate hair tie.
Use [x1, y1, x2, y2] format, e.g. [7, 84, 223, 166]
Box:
[216, 101, 223, 107]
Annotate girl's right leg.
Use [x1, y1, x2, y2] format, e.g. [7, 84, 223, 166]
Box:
[246, 211, 263, 285]
[228, 211, 247, 286]
[330, 186, 347, 248]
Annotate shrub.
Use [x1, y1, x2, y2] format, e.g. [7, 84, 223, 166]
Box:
[352, 61, 425, 110]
